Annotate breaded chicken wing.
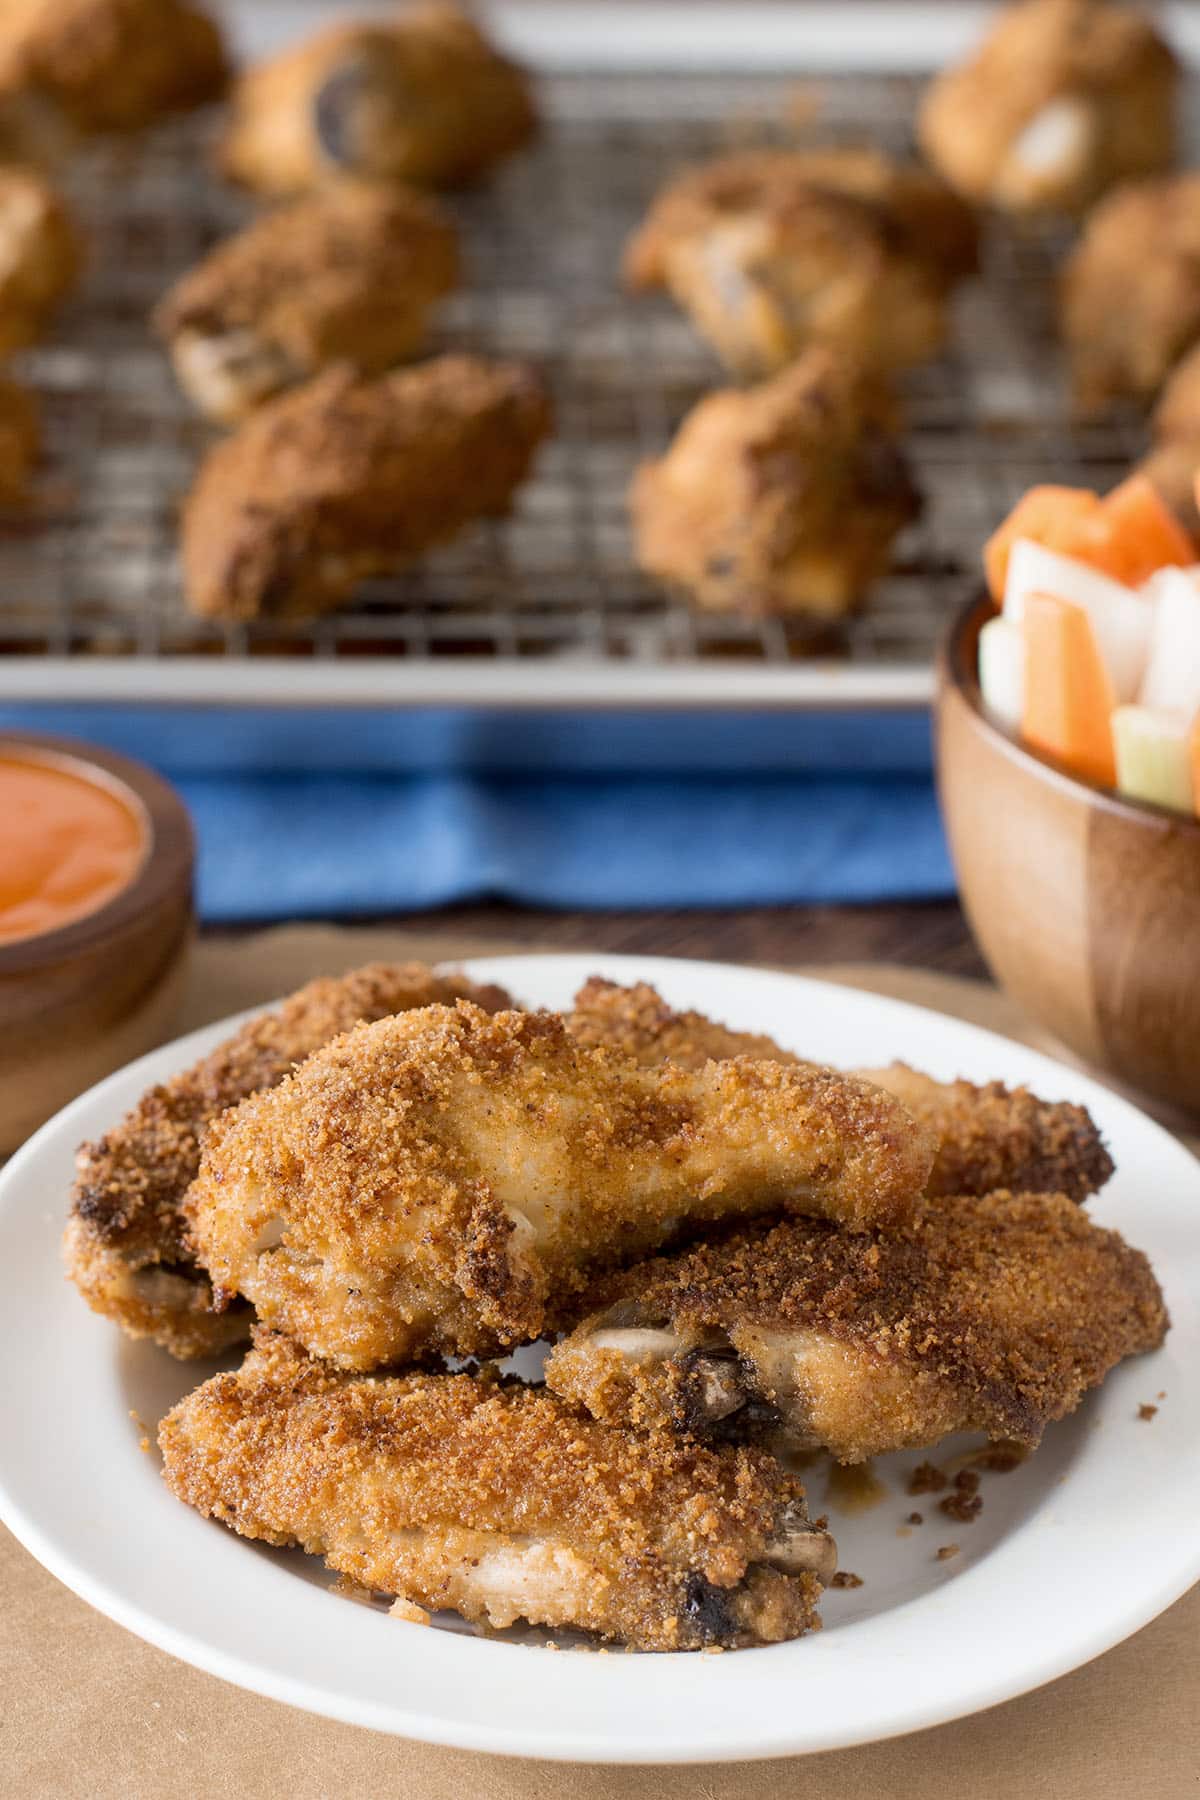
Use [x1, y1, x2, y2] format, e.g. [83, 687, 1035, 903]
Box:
[154, 184, 459, 423]
[183, 1002, 935, 1371]
[219, 4, 536, 198]
[160, 1331, 834, 1651]
[625, 147, 976, 380]
[545, 1192, 1168, 1462]
[64, 963, 512, 1358]
[181, 354, 551, 620]
[0, 165, 79, 353]
[0, 0, 227, 137]
[1061, 174, 1200, 413]
[630, 350, 920, 620]
[918, 0, 1177, 217]
[0, 374, 38, 503]
[567, 978, 1113, 1203]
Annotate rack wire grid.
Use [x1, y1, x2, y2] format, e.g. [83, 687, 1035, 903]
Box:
[0, 70, 1177, 705]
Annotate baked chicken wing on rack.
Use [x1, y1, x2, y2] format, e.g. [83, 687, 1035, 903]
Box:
[1061, 173, 1200, 414]
[0, 165, 79, 353]
[625, 146, 976, 379]
[219, 3, 536, 197]
[566, 977, 1114, 1203]
[545, 1191, 1168, 1462]
[630, 349, 921, 620]
[182, 1000, 935, 1370]
[918, 0, 1177, 216]
[154, 184, 460, 423]
[0, 0, 227, 138]
[160, 1331, 835, 1651]
[180, 354, 551, 620]
[64, 963, 512, 1358]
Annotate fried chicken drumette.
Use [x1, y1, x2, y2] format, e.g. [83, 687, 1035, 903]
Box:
[182, 1001, 935, 1371]
[1061, 174, 1200, 414]
[918, 0, 1177, 217]
[0, 0, 227, 138]
[180, 354, 551, 620]
[625, 146, 976, 380]
[160, 1332, 835, 1651]
[630, 350, 921, 619]
[545, 1192, 1168, 1463]
[63, 963, 512, 1358]
[0, 374, 39, 503]
[154, 184, 459, 423]
[0, 165, 79, 353]
[567, 977, 1114, 1204]
[219, 3, 536, 198]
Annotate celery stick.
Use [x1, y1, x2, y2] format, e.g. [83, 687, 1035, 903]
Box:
[1111, 705, 1195, 814]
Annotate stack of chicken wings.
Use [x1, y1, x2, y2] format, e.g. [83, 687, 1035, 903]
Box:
[65, 963, 1167, 1653]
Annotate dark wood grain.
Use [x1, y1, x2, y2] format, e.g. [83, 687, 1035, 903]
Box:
[205, 899, 983, 977]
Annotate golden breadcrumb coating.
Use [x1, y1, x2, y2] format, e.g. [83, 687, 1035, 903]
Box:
[183, 1001, 934, 1371]
[0, 165, 79, 354]
[219, 3, 536, 198]
[625, 147, 976, 380]
[1062, 174, 1200, 413]
[0, 374, 38, 503]
[160, 1331, 832, 1651]
[630, 349, 920, 620]
[180, 354, 551, 620]
[567, 978, 1113, 1203]
[65, 963, 512, 1358]
[545, 1191, 1168, 1462]
[154, 184, 459, 423]
[918, 0, 1177, 216]
[0, 0, 227, 135]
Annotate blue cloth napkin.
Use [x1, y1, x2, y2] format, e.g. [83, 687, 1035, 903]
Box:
[179, 771, 953, 921]
[0, 703, 954, 918]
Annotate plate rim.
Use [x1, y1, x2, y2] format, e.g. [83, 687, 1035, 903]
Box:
[1, 949, 1196, 1763]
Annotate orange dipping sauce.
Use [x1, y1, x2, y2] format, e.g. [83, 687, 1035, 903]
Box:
[0, 752, 147, 945]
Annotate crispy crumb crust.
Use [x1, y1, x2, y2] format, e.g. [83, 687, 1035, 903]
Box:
[159, 1330, 825, 1651]
[183, 1001, 933, 1370]
[0, 165, 79, 354]
[567, 978, 1113, 1203]
[153, 184, 459, 418]
[918, 0, 1177, 216]
[630, 350, 921, 620]
[0, 0, 227, 133]
[65, 963, 511, 1357]
[1061, 173, 1200, 413]
[544, 1192, 1168, 1460]
[180, 355, 551, 620]
[625, 148, 975, 381]
[219, 3, 536, 197]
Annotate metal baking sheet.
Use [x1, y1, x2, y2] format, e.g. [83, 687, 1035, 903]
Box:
[0, 50, 1179, 711]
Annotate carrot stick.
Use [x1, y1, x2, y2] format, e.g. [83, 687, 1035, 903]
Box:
[1085, 474, 1196, 586]
[983, 486, 1100, 600]
[1022, 591, 1118, 787]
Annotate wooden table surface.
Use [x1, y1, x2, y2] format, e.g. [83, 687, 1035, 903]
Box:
[264, 896, 985, 976]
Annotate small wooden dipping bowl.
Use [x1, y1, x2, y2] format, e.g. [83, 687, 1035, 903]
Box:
[0, 733, 194, 1155]
[937, 596, 1200, 1120]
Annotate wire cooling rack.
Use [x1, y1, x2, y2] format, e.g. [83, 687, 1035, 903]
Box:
[0, 69, 1166, 707]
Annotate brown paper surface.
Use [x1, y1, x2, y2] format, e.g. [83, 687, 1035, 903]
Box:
[3, 925, 1196, 1799]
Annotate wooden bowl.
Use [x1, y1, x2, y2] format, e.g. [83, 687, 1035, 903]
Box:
[0, 733, 194, 1154]
[937, 595, 1200, 1119]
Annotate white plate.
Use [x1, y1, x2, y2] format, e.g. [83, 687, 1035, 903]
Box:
[0, 953, 1195, 1763]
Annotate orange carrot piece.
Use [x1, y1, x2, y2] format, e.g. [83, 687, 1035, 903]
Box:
[984, 486, 1100, 600]
[1083, 474, 1196, 586]
[1022, 591, 1118, 787]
